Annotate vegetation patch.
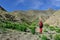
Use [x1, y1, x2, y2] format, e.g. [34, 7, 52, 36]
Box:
[49, 26, 55, 31]
[41, 35, 49, 40]
[54, 34, 60, 40]
[0, 18, 38, 34]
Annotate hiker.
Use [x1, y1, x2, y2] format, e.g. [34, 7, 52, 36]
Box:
[39, 18, 43, 34]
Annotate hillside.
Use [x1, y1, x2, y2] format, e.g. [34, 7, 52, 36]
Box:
[1, 7, 60, 40]
[0, 7, 55, 23]
[44, 10, 60, 27]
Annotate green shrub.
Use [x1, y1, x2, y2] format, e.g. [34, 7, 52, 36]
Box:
[55, 26, 59, 28]
[20, 23, 27, 32]
[44, 23, 49, 28]
[54, 34, 60, 40]
[5, 23, 11, 28]
[5, 22, 14, 29]
[55, 28, 60, 33]
[12, 23, 19, 29]
[11, 22, 27, 32]
[44, 29, 48, 32]
[0, 18, 38, 34]
[28, 18, 38, 34]
[41, 35, 49, 40]
[49, 26, 55, 31]
[49, 34, 52, 39]
[30, 27, 36, 34]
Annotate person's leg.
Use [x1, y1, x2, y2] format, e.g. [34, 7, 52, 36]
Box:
[40, 28, 42, 34]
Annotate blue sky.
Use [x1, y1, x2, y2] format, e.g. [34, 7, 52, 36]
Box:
[0, 0, 60, 12]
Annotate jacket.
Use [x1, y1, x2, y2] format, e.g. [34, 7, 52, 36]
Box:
[39, 21, 43, 28]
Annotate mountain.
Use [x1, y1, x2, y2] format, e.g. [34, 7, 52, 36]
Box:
[0, 6, 7, 11]
[1, 6, 60, 40]
[14, 9, 55, 22]
[44, 10, 60, 26]
[0, 6, 55, 23]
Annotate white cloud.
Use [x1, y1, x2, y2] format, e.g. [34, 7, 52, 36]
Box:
[50, 0, 60, 7]
[29, 0, 44, 9]
[15, 0, 24, 5]
[12, 0, 24, 7]
[55, 0, 60, 1]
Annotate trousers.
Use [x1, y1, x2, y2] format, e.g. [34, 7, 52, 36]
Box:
[40, 28, 42, 33]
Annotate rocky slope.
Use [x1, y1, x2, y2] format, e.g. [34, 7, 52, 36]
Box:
[0, 6, 55, 23]
[44, 10, 60, 27]
[1, 6, 60, 40]
[0, 29, 39, 40]
[0, 25, 60, 40]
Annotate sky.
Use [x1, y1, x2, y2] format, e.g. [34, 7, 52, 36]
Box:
[0, 0, 60, 12]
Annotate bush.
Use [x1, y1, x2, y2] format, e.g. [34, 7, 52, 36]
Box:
[49, 34, 52, 39]
[44, 29, 48, 32]
[44, 23, 49, 28]
[55, 28, 60, 33]
[41, 35, 49, 40]
[28, 18, 38, 34]
[20, 23, 27, 32]
[54, 34, 60, 40]
[0, 18, 38, 34]
[49, 26, 55, 31]
[0, 21, 27, 32]
[5, 21, 15, 29]
[30, 27, 36, 34]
